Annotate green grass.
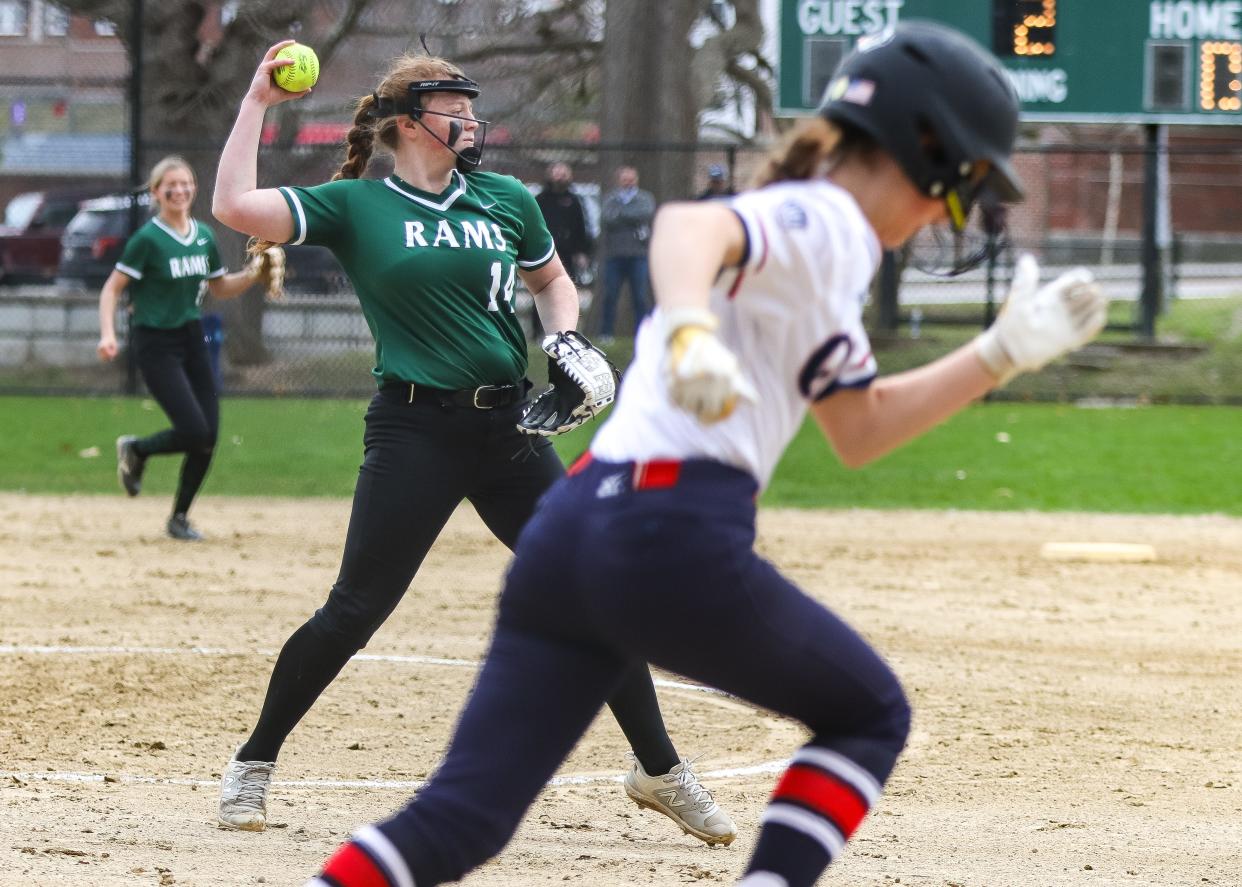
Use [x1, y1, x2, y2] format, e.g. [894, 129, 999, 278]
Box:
[869, 295, 1242, 404]
[1158, 294, 1242, 342]
[765, 402, 1242, 513]
[3, 395, 1239, 514]
[3, 396, 369, 499]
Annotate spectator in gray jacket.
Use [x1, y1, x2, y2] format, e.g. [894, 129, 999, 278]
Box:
[600, 165, 656, 339]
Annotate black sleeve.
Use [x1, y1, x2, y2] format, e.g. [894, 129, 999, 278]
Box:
[569, 196, 591, 256]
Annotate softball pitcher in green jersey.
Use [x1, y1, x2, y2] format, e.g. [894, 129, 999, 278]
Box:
[97, 155, 277, 541]
[210, 41, 736, 845]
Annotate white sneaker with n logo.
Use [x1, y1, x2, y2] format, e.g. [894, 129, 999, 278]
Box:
[218, 753, 275, 831]
[623, 754, 737, 846]
[658, 787, 684, 807]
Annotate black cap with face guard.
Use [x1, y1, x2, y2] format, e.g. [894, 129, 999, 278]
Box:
[370, 78, 488, 172]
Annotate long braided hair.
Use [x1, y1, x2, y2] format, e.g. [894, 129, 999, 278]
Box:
[333, 53, 472, 181]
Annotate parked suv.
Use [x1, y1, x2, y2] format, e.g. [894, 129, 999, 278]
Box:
[58, 192, 346, 293]
[0, 189, 106, 284]
[56, 193, 147, 288]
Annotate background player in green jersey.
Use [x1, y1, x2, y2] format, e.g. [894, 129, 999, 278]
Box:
[97, 155, 276, 541]
[209, 42, 735, 845]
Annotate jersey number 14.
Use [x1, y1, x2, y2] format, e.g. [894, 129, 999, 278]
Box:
[487, 260, 516, 313]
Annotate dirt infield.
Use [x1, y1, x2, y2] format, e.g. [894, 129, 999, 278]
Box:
[2, 493, 1240, 886]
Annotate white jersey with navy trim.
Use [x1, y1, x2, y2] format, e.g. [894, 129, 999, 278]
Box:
[590, 179, 881, 489]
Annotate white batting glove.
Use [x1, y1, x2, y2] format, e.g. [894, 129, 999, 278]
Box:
[661, 306, 758, 423]
[974, 253, 1108, 386]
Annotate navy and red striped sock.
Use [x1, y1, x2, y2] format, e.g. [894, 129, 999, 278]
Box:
[743, 745, 882, 887]
[307, 825, 415, 887]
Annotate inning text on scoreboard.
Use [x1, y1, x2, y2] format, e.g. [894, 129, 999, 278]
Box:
[780, 0, 1242, 122]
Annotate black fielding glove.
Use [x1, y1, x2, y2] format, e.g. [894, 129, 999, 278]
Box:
[517, 331, 619, 436]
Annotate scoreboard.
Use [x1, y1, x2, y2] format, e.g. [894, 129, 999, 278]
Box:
[778, 0, 1242, 123]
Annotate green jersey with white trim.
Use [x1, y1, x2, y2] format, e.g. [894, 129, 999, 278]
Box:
[279, 170, 556, 389]
[114, 217, 225, 329]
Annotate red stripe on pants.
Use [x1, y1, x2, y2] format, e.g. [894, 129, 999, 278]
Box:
[567, 451, 594, 476]
[319, 841, 392, 887]
[772, 764, 869, 838]
[633, 460, 681, 489]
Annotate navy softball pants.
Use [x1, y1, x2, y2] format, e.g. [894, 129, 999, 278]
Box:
[369, 457, 912, 887]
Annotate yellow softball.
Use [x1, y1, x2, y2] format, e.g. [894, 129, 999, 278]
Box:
[272, 43, 319, 93]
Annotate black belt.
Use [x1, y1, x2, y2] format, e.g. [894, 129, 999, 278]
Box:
[383, 380, 526, 410]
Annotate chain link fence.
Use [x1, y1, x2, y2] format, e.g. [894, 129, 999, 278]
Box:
[5, 139, 1242, 403]
[1, 14, 1240, 403]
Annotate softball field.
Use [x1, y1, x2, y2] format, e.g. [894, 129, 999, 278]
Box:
[1, 493, 1239, 886]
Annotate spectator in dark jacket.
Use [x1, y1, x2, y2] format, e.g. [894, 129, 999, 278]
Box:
[696, 163, 736, 200]
[534, 162, 593, 284]
[600, 165, 656, 339]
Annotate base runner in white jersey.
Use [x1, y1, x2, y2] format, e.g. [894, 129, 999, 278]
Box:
[308, 22, 1108, 887]
[209, 42, 734, 846]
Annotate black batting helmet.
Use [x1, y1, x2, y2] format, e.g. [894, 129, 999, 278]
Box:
[819, 21, 1023, 230]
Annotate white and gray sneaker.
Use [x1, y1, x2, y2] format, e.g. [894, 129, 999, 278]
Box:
[115, 435, 145, 497]
[218, 755, 275, 831]
[623, 754, 737, 846]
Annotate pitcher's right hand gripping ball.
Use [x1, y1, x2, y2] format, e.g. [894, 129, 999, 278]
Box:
[662, 307, 758, 423]
[975, 253, 1108, 386]
[517, 331, 618, 436]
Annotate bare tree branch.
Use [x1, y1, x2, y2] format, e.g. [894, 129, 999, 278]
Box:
[689, 0, 772, 133]
[455, 39, 601, 63]
[318, 0, 375, 66]
[725, 59, 771, 118]
[48, 0, 776, 357]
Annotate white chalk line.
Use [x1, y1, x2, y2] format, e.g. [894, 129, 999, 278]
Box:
[0, 644, 726, 695]
[1, 760, 788, 792]
[0, 643, 788, 790]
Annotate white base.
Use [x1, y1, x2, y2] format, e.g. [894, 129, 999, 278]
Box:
[1039, 542, 1158, 563]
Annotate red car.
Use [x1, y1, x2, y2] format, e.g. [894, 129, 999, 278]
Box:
[0, 189, 107, 284]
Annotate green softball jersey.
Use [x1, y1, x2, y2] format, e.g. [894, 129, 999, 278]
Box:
[279, 170, 556, 389]
[114, 217, 225, 329]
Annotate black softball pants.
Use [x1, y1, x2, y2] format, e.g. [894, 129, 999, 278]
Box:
[239, 387, 682, 776]
[131, 320, 218, 516]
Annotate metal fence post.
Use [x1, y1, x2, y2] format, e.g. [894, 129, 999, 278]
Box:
[124, 0, 144, 395]
[1139, 123, 1162, 340]
[877, 251, 899, 332]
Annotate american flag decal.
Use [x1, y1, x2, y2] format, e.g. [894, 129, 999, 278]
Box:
[842, 79, 876, 106]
